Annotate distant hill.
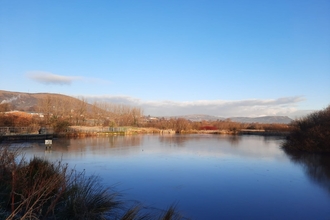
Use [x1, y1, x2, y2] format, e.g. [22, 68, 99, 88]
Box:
[0, 90, 85, 112]
[170, 114, 226, 122]
[229, 116, 292, 124]
[171, 114, 292, 124]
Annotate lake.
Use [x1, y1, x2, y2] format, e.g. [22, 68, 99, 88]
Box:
[4, 134, 330, 219]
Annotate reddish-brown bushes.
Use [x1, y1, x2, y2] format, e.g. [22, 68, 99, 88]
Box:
[199, 125, 218, 130]
[0, 112, 34, 127]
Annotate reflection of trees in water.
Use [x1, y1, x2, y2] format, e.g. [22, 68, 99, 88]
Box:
[51, 138, 71, 150]
[158, 135, 200, 147]
[2, 140, 71, 152]
[159, 134, 243, 147]
[51, 138, 91, 152]
[226, 135, 241, 146]
[284, 149, 330, 195]
[224, 134, 285, 146]
[263, 135, 285, 144]
[48, 136, 142, 153]
[158, 134, 247, 147]
[108, 135, 142, 148]
[71, 136, 142, 150]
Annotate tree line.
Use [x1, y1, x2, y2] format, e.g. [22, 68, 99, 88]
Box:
[0, 95, 143, 133]
[144, 117, 291, 133]
[0, 95, 293, 134]
[36, 95, 143, 127]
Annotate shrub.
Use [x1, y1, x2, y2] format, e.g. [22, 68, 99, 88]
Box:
[52, 119, 71, 133]
[283, 105, 330, 153]
[56, 173, 121, 220]
[0, 147, 184, 220]
[199, 125, 217, 130]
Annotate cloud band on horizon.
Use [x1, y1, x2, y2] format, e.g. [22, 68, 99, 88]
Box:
[85, 95, 306, 118]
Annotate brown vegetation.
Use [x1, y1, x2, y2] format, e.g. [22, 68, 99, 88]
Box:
[142, 117, 291, 134]
[0, 147, 184, 219]
[36, 95, 144, 128]
[283, 105, 330, 153]
[0, 112, 33, 127]
[0, 93, 144, 135]
[0, 103, 12, 112]
[0, 112, 40, 134]
[0, 91, 143, 127]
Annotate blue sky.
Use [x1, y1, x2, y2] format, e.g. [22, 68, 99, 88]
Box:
[0, 0, 329, 118]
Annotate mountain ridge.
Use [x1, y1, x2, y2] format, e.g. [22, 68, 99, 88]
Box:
[0, 90, 81, 112]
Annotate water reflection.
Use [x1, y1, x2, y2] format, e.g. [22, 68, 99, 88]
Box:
[158, 134, 193, 147]
[158, 134, 243, 147]
[284, 149, 330, 195]
[156, 134, 285, 161]
[226, 135, 241, 146]
[108, 135, 142, 148]
[1, 134, 330, 219]
[3, 136, 144, 158]
[3, 135, 287, 161]
[158, 134, 285, 148]
[60, 136, 142, 151]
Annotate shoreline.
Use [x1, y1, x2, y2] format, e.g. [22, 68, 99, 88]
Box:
[0, 127, 289, 143]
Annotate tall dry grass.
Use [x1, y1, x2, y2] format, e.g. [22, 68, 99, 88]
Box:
[0, 146, 185, 220]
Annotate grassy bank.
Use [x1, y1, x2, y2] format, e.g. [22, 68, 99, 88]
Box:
[0, 147, 184, 220]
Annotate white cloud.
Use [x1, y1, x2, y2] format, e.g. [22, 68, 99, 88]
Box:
[85, 95, 306, 118]
[26, 71, 111, 86]
[26, 71, 81, 85]
[26, 71, 112, 86]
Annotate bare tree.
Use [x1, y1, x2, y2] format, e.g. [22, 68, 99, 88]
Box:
[73, 97, 87, 125]
[37, 95, 53, 125]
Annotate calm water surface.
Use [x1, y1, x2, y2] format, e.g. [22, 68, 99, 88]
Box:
[5, 134, 330, 220]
